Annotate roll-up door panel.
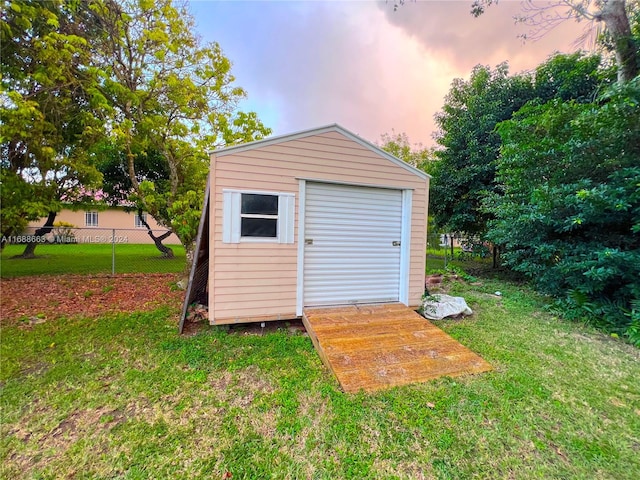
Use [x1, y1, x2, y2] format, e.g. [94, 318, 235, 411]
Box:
[303, 183, 402, 306]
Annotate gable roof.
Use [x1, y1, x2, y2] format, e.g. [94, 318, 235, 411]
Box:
[212, 124, 430, 180]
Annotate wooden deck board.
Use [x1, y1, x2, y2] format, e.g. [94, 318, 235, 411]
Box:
[303, 303, 492, 393]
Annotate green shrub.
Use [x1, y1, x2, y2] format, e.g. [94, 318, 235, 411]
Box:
[488, 79, 640, 338]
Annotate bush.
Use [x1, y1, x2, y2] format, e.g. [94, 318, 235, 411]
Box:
[50, 221, 77, 244]
[488, 79, 640, 340]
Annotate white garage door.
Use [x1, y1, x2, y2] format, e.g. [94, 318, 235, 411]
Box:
[303, 182, 403, 306]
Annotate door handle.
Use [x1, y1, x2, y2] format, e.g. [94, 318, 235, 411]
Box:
[305, 239, 313, 245]
[392, 241, 401, 246]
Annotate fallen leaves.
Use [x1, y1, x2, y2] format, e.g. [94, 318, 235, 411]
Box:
[185, 303, 208, 323]
[1, 273, 184, 326]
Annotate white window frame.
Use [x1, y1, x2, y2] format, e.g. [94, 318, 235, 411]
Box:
[134, 213, 147, 228]
[85, 211, 99, 227]
[223, 189, 295, 244]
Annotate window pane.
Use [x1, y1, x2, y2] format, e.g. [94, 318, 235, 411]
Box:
[241, 218, 277, 237]
[241, 194, 278, 215]
[85, 211, 98, 226]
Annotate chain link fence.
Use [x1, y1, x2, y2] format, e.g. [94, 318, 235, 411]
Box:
[1, 226, 187, 277]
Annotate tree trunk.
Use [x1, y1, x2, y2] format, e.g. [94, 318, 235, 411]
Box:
[492, 244, 499, 269]
[149, 230, 175, 258]
[184, 241, 196, 274]
[598, 0, 639, 83]
[19, 211, 57, 258]
[138, 208, 174, 258]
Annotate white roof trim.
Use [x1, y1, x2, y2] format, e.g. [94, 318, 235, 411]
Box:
[211, 124, 430, 180]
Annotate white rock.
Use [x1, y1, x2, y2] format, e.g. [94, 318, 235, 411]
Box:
[422, 294, 473, 320]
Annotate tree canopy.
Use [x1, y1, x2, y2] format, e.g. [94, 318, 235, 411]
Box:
[1, 0, 270, 258]
[378, 131, 434, 173]
[93, 0, 270, 256]
[487, 75, 640, 338]
[429, 15, 638, 341]
[430, 62, 537, 238]
[1, 0, 106, 254]
[430, 52, 608, 239]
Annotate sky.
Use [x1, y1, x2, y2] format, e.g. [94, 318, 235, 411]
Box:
[188, 0, 593, 147]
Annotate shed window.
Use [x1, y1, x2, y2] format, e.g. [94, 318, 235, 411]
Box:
[223, 190, 294, 244]
[240, 194, 278, 238]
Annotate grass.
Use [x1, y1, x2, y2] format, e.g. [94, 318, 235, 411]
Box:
[2, 274, 639, 478]
[0, 243, 186, 277]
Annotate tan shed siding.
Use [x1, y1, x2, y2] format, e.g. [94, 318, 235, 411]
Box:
[222, 148, 416, 180]
[209, 130, 428, 322]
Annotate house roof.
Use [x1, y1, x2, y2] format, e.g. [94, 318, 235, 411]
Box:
[211, 124, 430, 180]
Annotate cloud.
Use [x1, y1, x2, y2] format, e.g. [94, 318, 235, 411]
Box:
[377, 0, 590, 74]
[189, 0, 592, 146]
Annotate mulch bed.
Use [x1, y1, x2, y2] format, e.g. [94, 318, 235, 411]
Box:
[1, 274, 184, 326]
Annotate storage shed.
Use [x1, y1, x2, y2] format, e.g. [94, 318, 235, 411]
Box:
[180, 124, 430, 331]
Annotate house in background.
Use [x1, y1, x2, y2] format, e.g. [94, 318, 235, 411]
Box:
[27, 207, 181, 245]
[181, 124, 430, 329]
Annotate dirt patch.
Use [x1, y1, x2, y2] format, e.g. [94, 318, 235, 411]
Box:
[228, 319, 307, 336]
[0, 273, 183, 326]
[210, 366, 276, 401]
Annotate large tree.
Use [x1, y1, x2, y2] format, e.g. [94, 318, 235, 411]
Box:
[430, 62, 535, 239]
[93, 0, 270, 258]
[430, 53, 606, 265]
[432, 53, 606, 229]
[1, 0, 106, 256]
[487, 77, 640, 340]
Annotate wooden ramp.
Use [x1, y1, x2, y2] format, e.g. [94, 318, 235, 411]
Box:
[302, 303, 492, 393]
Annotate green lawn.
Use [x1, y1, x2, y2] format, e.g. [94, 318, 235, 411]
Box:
[0, 243, 186, 277]
[1, 273, 638, 479]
